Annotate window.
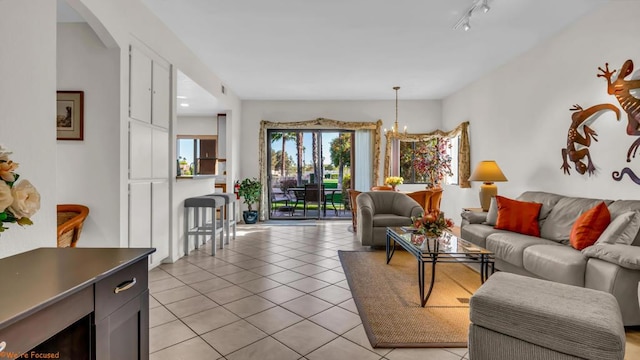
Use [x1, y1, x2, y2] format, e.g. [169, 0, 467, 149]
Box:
[383, 121, 470, 188]
[398, 136, 458, 185]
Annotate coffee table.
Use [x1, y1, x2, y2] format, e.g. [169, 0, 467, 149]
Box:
[386, 227, 494, 307]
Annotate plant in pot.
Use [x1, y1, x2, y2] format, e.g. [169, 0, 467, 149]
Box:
[238, 177, 262, 224]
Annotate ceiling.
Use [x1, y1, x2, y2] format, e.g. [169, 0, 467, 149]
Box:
[58, 0, 611, 113]
[139, 0, 609, 100]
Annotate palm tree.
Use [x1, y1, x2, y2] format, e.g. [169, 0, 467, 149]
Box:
[271, 132, 295, 178]
[312, 132, 320, 183]
[296, 132, 303, 185]
[329, 133, 351, 188]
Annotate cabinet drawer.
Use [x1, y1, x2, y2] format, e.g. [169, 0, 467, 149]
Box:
[95, 259, 148, 322]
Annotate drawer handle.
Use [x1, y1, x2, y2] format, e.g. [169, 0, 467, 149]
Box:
[114, 277, 137, 294]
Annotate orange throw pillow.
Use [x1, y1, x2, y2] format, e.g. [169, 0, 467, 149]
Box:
[570, 202, 611, 250]
[494, 196, 543, 237]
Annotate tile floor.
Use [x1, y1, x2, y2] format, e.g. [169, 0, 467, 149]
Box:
[148, 221, 640, 360]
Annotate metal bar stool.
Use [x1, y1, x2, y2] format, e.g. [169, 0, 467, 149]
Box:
[207, 193, 238, 245]
[184, 196, 224, 256]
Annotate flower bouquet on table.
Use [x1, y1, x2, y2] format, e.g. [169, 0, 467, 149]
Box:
[0, 146, 41, 234]
[410, 210, 454, 247]
[384, 176, 403, 190]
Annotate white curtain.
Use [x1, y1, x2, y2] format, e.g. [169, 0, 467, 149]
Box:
[354, 130, 373, 191]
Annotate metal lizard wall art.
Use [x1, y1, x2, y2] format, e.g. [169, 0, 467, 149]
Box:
[598, 60, 640, 184]
[561, 104, 620, 176]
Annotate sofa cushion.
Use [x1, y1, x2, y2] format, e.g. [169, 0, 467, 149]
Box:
[569, 202, 611, 250]
[461, 224, 509, 249]
[372, 214, 412, 227]
[540, 197, 614, 244]
[523, 245, 587, 286]
[607, 200, 640, 246]
[484, 197, 498, 226]
[516, 191, 564, 222]
[583, 244, 640, 270]
[494, 196, 542, 237]
[486, 232, 561, 268]
[597, 211, 640, 245]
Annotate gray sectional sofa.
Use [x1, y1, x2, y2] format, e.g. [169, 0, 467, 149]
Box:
[461, 191, 640, 326]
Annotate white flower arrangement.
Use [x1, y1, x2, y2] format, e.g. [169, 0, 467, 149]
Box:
[0, 145, 40, 233]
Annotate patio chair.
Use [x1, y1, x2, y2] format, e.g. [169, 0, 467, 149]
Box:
[304, 184, 324, 216]
[271, 188, 292, 215]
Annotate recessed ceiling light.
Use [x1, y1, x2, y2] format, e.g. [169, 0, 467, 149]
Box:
[177, 95, 187, 99]
[180, 103, 190, 107]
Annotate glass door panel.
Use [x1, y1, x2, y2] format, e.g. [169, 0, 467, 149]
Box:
[267, 129, 354, 220]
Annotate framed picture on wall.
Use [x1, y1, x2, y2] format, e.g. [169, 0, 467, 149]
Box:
[56, 91, 84, 140]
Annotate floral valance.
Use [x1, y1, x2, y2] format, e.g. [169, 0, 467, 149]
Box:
[384, 121, 470, 188]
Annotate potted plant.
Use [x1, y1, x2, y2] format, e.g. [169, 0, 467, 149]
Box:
[238, 177, 262, 224]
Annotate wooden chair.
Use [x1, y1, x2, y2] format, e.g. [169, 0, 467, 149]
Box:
[407, 190, 430, 213]
[370, 185, 394, 191]
[57, 204, 90, 248]
[428, 188, 444, 212]
[407, 188, 444, 213]
[348, 189, 362, 231]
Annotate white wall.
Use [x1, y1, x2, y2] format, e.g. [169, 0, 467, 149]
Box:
[57, 22, 120, 248]
[241, 100, 442, 184]
[442, 0, 640, 224]
[0, 1, 57, 257]
[177, 115, 217, 135]
[65, 0, 242, 261]
[172, 116, 217, 260]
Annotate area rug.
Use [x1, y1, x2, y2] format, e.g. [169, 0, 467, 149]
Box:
[338, 250, 481, 348]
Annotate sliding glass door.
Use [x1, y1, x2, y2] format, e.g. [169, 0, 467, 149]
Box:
[267, 129, 354, 220]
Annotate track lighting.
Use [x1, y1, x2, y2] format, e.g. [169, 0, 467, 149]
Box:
[481, 0, 490, 13]
[453, 0, 493, 31]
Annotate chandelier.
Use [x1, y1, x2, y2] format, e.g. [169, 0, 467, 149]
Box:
[385, 86, 406, 134]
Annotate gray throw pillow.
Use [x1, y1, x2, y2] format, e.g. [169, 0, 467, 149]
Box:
[596, 211, 640, 245]
[484, 197, 498, 226]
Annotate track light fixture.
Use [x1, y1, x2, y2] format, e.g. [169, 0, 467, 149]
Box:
[454, 0, 492, 31]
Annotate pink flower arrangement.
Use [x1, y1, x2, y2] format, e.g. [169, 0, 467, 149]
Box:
[413, 137, 453, 187]
[0, 146, 40, 234]
[411, 210, 454, 238]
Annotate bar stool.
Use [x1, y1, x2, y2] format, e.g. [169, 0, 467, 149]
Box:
[206, 193, 238, 246]
[184, 196, 225, 256]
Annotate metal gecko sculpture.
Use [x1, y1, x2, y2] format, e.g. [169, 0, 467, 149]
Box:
[598, 60, 640, 185]
[561, 104, 620, 176]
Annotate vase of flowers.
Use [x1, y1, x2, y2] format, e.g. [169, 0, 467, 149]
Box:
[410, 210, 454, 248]
[0, 146, 41, 234]
[385, 176, 403, 191]
[413, 137, 454, 188]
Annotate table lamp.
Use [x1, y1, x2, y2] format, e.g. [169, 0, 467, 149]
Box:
[468, 160, 508, 211]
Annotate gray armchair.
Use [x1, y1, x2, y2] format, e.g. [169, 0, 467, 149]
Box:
[356, 191, 423, 246]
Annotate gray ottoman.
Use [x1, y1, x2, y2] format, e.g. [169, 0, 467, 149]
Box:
[469, 272, 625, 360]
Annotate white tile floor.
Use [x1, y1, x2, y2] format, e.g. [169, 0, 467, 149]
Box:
[148, 221, 470, 360]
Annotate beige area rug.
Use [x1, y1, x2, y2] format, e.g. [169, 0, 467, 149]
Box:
[339, 250, 482, 348]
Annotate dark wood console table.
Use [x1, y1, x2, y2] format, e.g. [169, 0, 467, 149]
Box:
[0, 247, 155, 359]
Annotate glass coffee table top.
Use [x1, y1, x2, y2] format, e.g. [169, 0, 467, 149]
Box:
[388, 227, 493, 256]
[385, 226, 494, 307]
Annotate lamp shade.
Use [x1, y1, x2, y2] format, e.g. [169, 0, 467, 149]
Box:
[468, 160, 508, 183]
